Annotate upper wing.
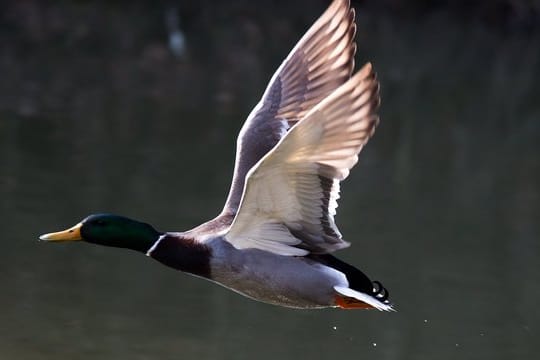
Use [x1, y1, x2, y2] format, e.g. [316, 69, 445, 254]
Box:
[221, 0, 357, 216]
[224, 63, 380, 256]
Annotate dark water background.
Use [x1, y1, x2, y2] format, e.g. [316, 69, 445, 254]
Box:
[1, 1, 539, 359]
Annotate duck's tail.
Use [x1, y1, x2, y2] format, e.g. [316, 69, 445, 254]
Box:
[334, 284, 394, 311]
[308, 254, 394, 311]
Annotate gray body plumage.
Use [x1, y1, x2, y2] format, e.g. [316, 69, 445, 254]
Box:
[207, 237, 347, 308]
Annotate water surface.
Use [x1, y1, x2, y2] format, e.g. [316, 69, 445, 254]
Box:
[1, 2, 539, 359]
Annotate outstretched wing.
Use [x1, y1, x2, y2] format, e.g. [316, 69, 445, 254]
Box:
[221, 0, 357, 216]
[224, 63, 380, 256]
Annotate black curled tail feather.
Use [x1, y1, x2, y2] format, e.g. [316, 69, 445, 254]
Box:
[308, 254, 391, 304]
[372, 280, 390, 304]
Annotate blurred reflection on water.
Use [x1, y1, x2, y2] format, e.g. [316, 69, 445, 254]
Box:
[1, 1, 539, 359]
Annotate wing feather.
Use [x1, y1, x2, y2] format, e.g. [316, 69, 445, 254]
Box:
[221, 0, 357, 216]
[224, 63, 380, 255]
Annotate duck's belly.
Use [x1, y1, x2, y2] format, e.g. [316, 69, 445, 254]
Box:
[209, 244, 347, 309]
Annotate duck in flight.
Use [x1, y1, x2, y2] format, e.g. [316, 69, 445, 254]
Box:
[40, 0, 393, 311]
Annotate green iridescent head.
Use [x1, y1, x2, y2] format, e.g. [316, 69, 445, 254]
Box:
[39, 214, 161, 253]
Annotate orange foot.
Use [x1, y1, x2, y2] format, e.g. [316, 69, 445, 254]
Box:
[334, 294, 374, 309]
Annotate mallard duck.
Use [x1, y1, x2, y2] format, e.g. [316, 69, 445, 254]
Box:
[40, 0, 393, 311]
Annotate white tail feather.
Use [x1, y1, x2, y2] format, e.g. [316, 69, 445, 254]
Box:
[334, 286, 395, 312]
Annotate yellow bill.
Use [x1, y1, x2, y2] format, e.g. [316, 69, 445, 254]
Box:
[39, 223, 83, 241]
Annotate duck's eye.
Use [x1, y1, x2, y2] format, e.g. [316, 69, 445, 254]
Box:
[94, 220, 106, 226]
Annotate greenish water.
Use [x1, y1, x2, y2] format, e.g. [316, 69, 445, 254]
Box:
[1, 2, 540, 359]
